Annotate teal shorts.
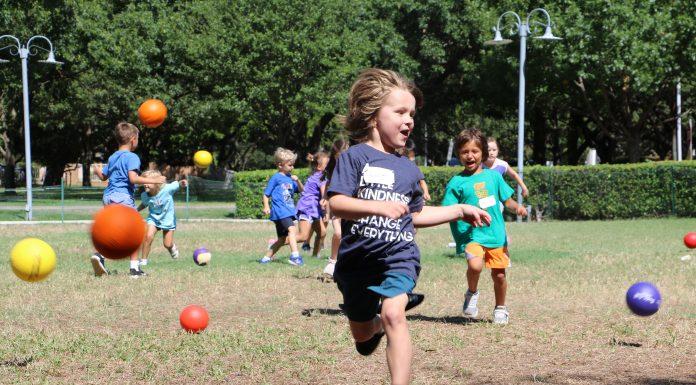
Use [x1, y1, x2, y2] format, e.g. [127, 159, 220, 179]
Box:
[336, 272, 416, 322]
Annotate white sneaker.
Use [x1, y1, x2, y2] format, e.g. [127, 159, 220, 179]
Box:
[139, 259, 148, 266]
[90, 253, 108, 277]
[170, 244, 179, 259]
[493, 306, 509, 324]
[462, 290, 479, 318]
[323, 261, 336, 277]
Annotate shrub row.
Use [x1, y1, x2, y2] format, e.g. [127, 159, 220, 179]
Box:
[232, 161, 696, 220]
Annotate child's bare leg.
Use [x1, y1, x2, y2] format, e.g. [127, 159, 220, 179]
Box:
[381, 294, 411, 385]
[287, 225, 299, 254]
[466, 256, 484, 292]
[330, 218, 341, 262]
[162, 230, 174, 249]
[266, 236, 287, 258]
[349, 316, 383, 343]
[140, 224, 158, 262]
[295, 220, 312, 243]
[491, 268, 507, 307]
[311, 220, 326, 257]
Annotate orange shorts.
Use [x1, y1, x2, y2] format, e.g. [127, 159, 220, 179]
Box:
[464, 243, 510, 269]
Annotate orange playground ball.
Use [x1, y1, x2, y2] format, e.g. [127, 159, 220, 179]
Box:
[179, 305, 209, 333]
[91, 204, 146, 259]
[137, 99, 167, 128]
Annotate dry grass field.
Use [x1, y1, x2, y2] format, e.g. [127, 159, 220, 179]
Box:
[0, 218, 694, 384]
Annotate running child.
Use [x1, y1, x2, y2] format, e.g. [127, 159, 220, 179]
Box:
[259, 147, 305, 266]
[322, 138, 349, 279]
[294, 150, 330, 258]
[483, 137, 529, 197]
[328, 68, 490, 385]
[91, 122, 166, 278]
[442, 129, 528, 325]
[137, 170, 187, 266]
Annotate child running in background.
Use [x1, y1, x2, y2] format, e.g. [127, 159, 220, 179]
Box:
[294, 150, 330, 258]
[328, 68, 490, 385]
[91, 122, 166, 278]
[260, 147, 305, 266]
[405, 139, 431, 201]
[137, 170, 187, 267]
[322, 138, 349, 279]
[483, 137, 528, 197]
[442, 129, 528, 325]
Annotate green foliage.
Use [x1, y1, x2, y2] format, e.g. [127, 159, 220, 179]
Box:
[232, 168, 311, 219]
[235, 161, 696, 220]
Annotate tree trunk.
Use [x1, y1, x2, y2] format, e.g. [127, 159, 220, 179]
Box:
[566, 113, 582, 165]
[531, 108, 547, 166]
[625, 133, 642, 163]
[2, 161, 16, 191]
[43, 163, 65, 187]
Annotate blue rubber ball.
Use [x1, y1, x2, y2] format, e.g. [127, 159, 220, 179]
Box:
[626, 282, 661, 316]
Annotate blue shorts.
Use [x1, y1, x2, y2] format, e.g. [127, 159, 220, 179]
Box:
[335, 271, 416, 322]
[103, 192, 135, 208]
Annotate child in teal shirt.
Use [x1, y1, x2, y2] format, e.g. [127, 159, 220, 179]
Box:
[442, 129, 528, 324]
[138, 170, 187, 266]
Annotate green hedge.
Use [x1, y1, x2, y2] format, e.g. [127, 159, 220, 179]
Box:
[232, 161, 696, 220]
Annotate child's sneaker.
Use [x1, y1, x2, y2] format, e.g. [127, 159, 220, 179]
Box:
[323, 260, 336, 277]
[90, 253, 109, 277]
[259, 256, 273, 264]
[170, 244, 179, 259]
[462, 290, 479, 318]
[129, 268, 147, 278]
[139, 259, 148, 266]
[493, 306, 509, 324]
[301, 242, 311, 252]
[288, 256, 304, 266]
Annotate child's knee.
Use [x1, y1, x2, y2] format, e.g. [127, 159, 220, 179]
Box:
[380, 299, 407, 329]
[491, 268, 506, 280]
[467, 258, 484, 273]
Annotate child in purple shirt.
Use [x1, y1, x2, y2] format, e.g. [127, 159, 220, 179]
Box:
[294, 151, 330, 258]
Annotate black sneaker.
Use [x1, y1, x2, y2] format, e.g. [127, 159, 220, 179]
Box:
[90, 253, 109, 277]
[376, 293, 425, 314]
[301, 242, 311, 252]
[129, 268, 147, 278]
[355, 330, 385, 356]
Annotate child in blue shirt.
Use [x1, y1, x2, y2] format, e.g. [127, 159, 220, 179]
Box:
[91, 122, 166, 278]
[137, 170, 187, 267]
[328, 69, 490, 384]
[259, 147, 305, 266]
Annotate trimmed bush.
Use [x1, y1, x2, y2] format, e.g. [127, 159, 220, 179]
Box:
[232, 161, 696, 220]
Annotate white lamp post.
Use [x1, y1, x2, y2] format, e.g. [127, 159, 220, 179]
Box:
[0, 35, 63, 221]
[484, 9, 561, 222]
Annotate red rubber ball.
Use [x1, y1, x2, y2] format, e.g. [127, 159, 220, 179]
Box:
[180, 305, 209, 333]
[684, 232, 696, 249]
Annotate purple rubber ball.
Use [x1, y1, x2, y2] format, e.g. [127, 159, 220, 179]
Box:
[192, 247, 212, 266]
[626, 282, 661, 316]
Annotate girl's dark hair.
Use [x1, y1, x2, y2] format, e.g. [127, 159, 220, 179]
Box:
[326, 138, 349, 182]
[454, 129, 488, 162]
[306, 150, 330, 174]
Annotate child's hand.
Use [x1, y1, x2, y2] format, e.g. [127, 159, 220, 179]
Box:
[320, 198, 327, 209]
[156, 175, 167, 184]
[262, 207, 271, 216]
[179, 179, 188, 188]
[521, 186, 529, 197]
[516, 205, 528, 217]
[459, 204, 491, 227]
[290, 175, 299, 181]
[375, 201, 409, 220]
[423, 191, 431, 201]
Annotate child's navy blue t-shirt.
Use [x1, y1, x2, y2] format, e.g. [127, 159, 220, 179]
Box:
[328, 143, 425, 281]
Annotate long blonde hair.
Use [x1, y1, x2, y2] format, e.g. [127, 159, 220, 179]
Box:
[342, 68, 423, 143]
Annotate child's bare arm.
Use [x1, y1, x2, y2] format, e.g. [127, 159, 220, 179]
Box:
[129, 171, 166, 185]
[94, 166, 108, 181]
[504, 197, 528, 217]
[262, 194, 271, 216]
[506, 168, 529, 197]
[413, 204, 491, 228]
[329, 194, 408, 220]
[419, 179, 431, 201]
[291, 175, 304, 193]
[178, 179, 188, 188]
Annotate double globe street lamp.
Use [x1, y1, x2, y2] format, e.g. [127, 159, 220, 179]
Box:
[484, 9, 561, 221]
[0, 35, 63, 221]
